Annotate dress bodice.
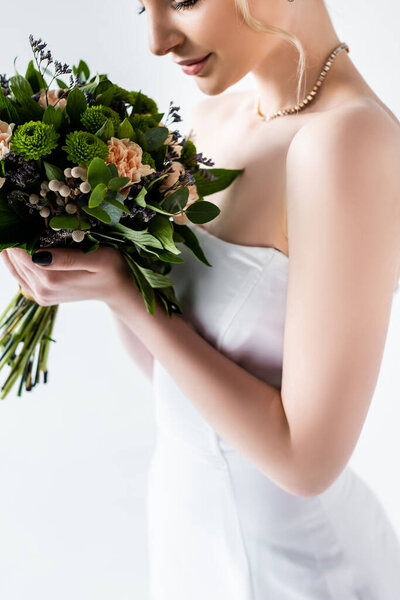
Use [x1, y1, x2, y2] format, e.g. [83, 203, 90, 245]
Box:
[169, 222, 290, 390]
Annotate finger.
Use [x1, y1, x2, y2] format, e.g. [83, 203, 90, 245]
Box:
[30, 246, 112, 272]
[1, 249, 36, 298]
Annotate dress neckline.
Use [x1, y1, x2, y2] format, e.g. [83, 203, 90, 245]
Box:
[188, 222, 289, 260]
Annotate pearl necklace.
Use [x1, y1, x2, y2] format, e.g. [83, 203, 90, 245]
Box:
[255, 42, 350, 121]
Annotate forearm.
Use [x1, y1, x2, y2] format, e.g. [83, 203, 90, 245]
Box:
[107, 289, 299, 496]
[111, 312, 154, 382]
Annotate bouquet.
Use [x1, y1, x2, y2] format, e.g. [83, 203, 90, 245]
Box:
[0, 35, 243, 399]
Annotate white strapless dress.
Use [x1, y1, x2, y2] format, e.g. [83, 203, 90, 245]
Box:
[147, 222, 400, 599]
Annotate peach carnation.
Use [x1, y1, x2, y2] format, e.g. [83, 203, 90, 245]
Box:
[0, 120, 14, 161]
[106, 137, 155, 196]
[38, 89, 67, 110]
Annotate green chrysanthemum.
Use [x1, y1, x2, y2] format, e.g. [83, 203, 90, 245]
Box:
[61, 131, 109, 166]
[114, 86, 158, 114]
[9, 120, 59, 160]
[180, 139, 198, 168]
[129, 113, 160, 133]
[141, 151, 156, 170]
[80, 105, 121, 135]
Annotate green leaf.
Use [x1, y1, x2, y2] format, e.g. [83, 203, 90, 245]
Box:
[95, 117, 114, 142]
[162, 187, 189, 214]
[55, 78, 69, 89]
[43, 160, 64, 182]
[78, 73, 100, 95]
[145, 201, 175, 216]
[125, 258, 156, 315]
[0, 90, 20, 124]
[185, 200, 221, 224]
[65, 86, 88, 125]
[25, 59, 47, 94]
[42, 104, 64, 131]
[0, 191, 26, 242]
[73, 59, 91, 81]
[148, 214, 181, 255]
[108, 176, 131, 191]
[49, 215, 91, 230]
[107, 162, 119, 178]
[104, 197, 130, 213]
[111, 223, 164, 249]
[134, 263, 175, 288]
[89, 182, 108, 208]
[87, 157, 112, 188]
[118, 118, 134, 139]
[81, 204, 112, 224]
[173, 223, 212, 267]
[132, 186, 147, 207]
[144, 126, 169, 151]
[9, 74, 44, 120]
[193, 167, 244, 197]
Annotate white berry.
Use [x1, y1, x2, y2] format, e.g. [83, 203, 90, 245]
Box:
[64, 167, 72, 178]
[56, 197, 65, 206]
[40, 189, 47, 197]
[71, 166, 85, 179]
[72, 230, 85, 242]
[79, 181, 91, 194]
[59, 185, 71, 198]
[40, 181, 49, 191]
[48, 179, 62, 192]
[29, 194, 40, 204]
[39, 207, 51, 218]
[65, 203, 77, 214]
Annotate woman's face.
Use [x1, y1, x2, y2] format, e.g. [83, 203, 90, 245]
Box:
[136, 0, 282, 95]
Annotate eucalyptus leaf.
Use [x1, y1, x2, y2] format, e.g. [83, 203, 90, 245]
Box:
[49, 215, 91, 230]
[107, 162, 119, 178]
[162, 187, 189, 214]
[144, 126, 169, 151]
[89, 182, 108, 208]
[108, 176, 131, 191]
[185, 200, 221, 224]
[81, 204, 112, 224]
[87, 157, 112, 189]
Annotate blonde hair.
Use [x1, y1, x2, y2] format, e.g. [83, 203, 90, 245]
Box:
[233, 0, 306, 108]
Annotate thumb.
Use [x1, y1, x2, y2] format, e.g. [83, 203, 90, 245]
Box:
[31, 247, 101, 272]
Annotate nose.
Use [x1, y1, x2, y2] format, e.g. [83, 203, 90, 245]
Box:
[146, 11, 185, 57]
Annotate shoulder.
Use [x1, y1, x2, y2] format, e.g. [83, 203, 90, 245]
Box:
[286, 98, 400, 191]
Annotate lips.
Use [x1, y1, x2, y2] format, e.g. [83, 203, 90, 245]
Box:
[177, 53, 211, 66]
[179, 53, 211, 76]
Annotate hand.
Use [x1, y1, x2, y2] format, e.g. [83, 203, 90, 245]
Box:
[1, 245, 138, 308]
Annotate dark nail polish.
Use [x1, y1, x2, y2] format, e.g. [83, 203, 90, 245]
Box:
[32, 251, 52, 265]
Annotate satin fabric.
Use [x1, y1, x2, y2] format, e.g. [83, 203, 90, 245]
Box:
[147, 222, 400, 599]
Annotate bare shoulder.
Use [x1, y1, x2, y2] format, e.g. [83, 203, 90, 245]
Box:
[287, 97, 400, 179]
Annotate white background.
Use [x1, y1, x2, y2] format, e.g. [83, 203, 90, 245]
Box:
[1, 1, 400, 598]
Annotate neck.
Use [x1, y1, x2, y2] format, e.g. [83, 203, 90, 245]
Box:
[250, 2, 353, 116]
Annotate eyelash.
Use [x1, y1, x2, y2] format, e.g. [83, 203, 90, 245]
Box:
[137, 0, 198, 15]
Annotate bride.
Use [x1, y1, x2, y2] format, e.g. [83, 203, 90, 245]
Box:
[4, 0, 400, 597]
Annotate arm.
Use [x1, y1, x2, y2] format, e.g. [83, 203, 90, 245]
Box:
[281, 104, 400, 494]
[106, 104, 400, 498]
[111, 312, 154, 382]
